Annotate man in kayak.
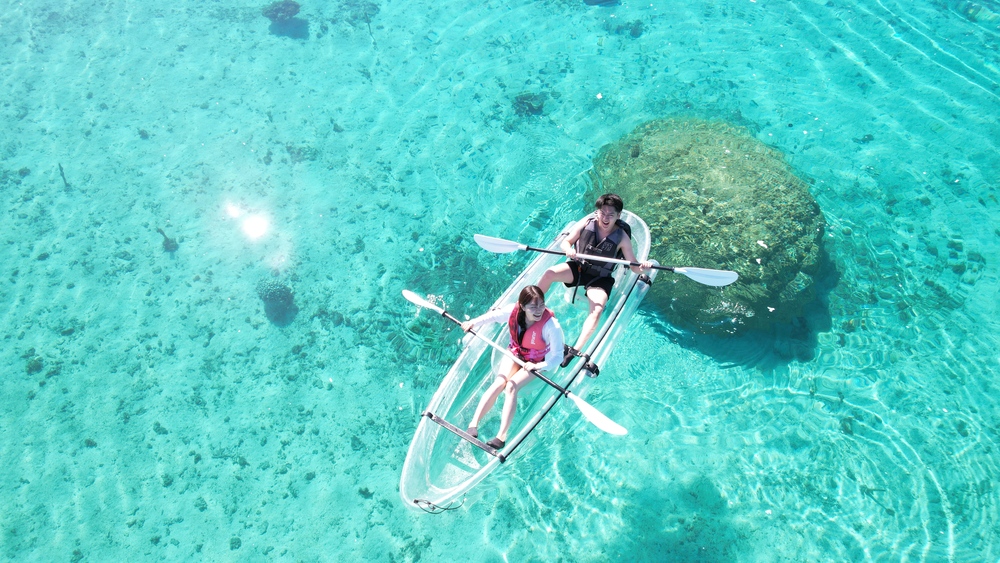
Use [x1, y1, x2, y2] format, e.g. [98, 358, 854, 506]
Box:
[537, 193, 652, 368]
[461, 285, 564, 450]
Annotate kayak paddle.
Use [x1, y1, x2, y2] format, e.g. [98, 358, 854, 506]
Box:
[474, 233, 739, 287]
[402, 290, 627, 436]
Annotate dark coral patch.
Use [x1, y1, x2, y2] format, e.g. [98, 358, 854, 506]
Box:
[257, 278, 298, 326]
[588, 118, 828, 335]
[512, 92, 546, 117]
[263, 0, 300, 21]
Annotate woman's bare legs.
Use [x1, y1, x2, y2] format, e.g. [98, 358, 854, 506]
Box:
[469, 362, 520, 434]
[495, 367, 537, 442]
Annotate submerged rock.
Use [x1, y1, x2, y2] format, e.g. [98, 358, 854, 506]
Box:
[156, 228, 178, 252]
[588, 118, 827, 335]
[263, 0, 309, 38]
[513, 92, 546, 117]
[262, 0, 300, 22]
[257, 278, 298, 325]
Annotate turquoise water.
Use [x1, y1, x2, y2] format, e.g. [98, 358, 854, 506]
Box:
[2, 0, 998, 559]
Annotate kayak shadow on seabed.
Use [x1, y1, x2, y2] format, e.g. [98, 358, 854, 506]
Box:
[647, 263, 839, 372]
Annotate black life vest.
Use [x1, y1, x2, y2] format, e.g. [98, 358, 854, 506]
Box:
[574, 218, 632, 278]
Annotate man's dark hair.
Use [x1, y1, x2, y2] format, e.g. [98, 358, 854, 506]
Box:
[594, 193, 624, 213]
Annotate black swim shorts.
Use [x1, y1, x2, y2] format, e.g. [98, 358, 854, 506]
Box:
[563, 260, 615, 296]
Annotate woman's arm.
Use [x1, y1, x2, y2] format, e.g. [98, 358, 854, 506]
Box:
[531, 316, 565, 372]
[461, 303, 514, 332]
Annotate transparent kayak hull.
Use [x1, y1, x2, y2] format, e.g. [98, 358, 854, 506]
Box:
[400, 211, 657, 511]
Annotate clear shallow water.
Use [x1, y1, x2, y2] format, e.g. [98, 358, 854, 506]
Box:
[1, 0, 998, 560]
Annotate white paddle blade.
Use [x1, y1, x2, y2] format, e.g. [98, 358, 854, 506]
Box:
[567, 393, 628, 435]
[675, 267, 739, 287]
[474, 234, 524, 254]
[401, 290, 444, 315]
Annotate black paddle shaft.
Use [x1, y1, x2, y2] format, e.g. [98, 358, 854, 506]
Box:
[438, 310, 572, 398]
[524, 244, 675, 273]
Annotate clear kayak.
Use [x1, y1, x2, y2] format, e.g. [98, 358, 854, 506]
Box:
[400, 211, 658, 512]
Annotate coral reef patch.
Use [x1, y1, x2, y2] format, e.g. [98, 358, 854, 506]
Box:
[263, 0, 300, 22]
[588, 118, 827, 335]
[512, 92, 546, 117]
[336, 0, 380, 27]
[156, 228, 178, 253]
[263, 0, 309, 38]
[257, 278, 298, 326]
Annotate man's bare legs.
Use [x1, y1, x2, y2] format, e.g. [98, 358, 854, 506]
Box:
[537, 263, 573, 293]
[538, 263, 608, 356]
[573, 285, 608, 352]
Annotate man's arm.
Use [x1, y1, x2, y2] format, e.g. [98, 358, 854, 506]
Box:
[560, 220, 586, 259]
[619, 237, 652, 273]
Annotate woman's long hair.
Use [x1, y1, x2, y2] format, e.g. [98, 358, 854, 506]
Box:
[516, 285, 546, 329]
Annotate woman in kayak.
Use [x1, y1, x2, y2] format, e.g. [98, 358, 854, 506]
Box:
[461, 285, 565, 450]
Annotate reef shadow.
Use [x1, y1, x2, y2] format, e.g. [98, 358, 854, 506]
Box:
[645, 246, 839, 371]
[264, 301, 299, 326]
[269, 18, 309, 39]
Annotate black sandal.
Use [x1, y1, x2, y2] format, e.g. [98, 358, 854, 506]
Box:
[467, 426, 478, 439]
[560, 345, 579, 368]
[486, 437, 505, 449]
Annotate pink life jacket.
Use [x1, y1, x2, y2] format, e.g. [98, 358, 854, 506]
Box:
[507, 305, 554, 363]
